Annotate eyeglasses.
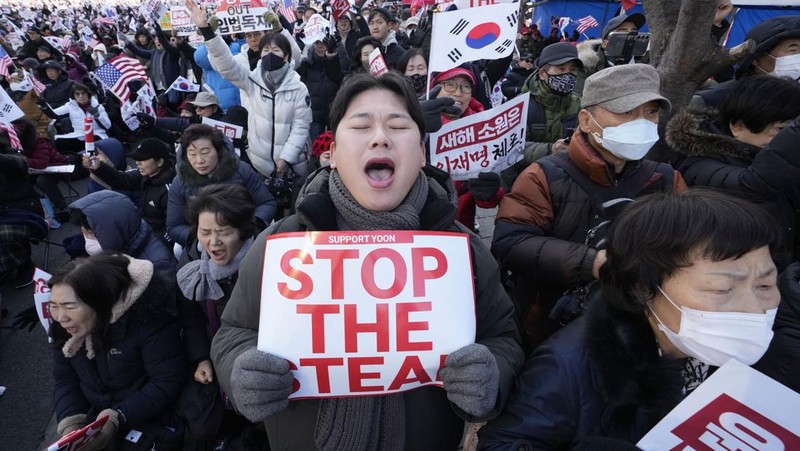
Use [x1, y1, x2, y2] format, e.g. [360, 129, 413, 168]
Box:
[441, 80, 472, 94]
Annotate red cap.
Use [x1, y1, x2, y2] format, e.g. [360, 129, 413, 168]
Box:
[430, 67, 476, 89]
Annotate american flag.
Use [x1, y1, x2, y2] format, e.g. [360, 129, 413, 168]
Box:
[576, 15, 599, 34]
[94, 56, 148, 102]
[0, 121, 22, 150]
[278, 0, 296, 23]
[25, 72, 46, 96]
[0, 46, 13, 77]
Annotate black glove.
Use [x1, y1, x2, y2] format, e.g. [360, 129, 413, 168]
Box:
[500, 83, 520, 100]
[13, 306, 39, 332]
[88, 106, 100, 116]
[322, 31, 341, 54]
[135, 113, 155, 129]
[419, 85, 460, 134]
[468, 172, 501, 202]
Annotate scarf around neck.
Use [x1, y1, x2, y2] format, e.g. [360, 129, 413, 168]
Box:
[177, 236, 254, 301]
[313, 168, 431, 451]
[328, 169, 429, 231]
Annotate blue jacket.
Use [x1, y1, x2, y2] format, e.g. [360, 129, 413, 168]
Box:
[167, 140, 277, 246]
[194, 43, 241, 111]
[52, 273, 186, 428]
[70, 191, 177, 281]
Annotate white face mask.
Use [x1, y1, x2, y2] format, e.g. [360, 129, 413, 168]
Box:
[589, 114, 659, 161]
[84, 236, 103, 256]
[771, 53, 800, 82]
[649, 286, 777, 367]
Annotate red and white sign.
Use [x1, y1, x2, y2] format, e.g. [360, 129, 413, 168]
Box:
[202, 117, 244, 140]
[331, 0, 350, 23]
[33, 267, 52, 334]
[170, 5, 196, 36]
[257, 231, 477, 399]
[637, 360, 800, 450]
[46, 415, 109, 451]
[301, 13, 330, 45]
[429, 94, 528, 181]
[368, 48, 388, 77]
[215, 0, 271, 35]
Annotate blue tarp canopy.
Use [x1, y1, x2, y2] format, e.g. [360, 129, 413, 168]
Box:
[531, 0, 799, 46]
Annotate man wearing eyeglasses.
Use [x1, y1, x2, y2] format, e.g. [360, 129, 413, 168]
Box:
[188, 92, 224, 119]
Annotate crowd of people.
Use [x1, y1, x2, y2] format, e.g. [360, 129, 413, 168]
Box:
[0, 0, 799, 449]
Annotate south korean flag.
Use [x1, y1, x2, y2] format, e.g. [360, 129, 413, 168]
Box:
[429, 3, 519, 73]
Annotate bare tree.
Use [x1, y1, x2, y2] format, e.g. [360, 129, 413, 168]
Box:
[642, 0, 753, 161]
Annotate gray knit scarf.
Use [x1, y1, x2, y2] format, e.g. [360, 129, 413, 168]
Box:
[176, 237, 254, 301]
[313, 169, 429, 451]
[328, 169, 429, 231]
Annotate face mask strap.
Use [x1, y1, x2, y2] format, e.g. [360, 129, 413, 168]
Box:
[657, 286, 682, 312]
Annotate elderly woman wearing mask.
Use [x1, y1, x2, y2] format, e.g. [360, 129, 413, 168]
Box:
[479, 189, 799, 449]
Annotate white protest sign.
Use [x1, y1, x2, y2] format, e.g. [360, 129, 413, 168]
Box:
[120, 102, 140, 131]
[0, 87, 25, 123]
[638, 360, 800, 450]
[257, 231, 477, 399]
[33, 267, 53, 334]
[5, 32, 24, 51]
[140, 0, 169, 22]
[170, 5, 196, 36]
[429, 94, 528, 181]
[202, 116, 244, 140]
[368, 47, 388, 77]
[301, 14, 330, 45]
[215, 0, 271, 35]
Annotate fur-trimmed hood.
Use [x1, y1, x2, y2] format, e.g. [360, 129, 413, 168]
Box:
[584, 295, 684, 441]
[577, 39, 603, 73]
[666, 107, 754, 161]
[176, 137, 239, 187]
[60, 257, 159, 359]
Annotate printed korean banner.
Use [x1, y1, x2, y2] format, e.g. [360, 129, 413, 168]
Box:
[429, 2, 519, 73]
[215, 0, 271, 35]
[368, 47, 388, 77]
[202, 116, 244, 139]
[257, 231, 477, 399]
[301, 13, 330, 45]
[170, 5, 196, 36]
[33, 267, 53, 334]
[637, 360, 800, 450]
[46, 415, 110, 451]
[429, 94, 528, 181]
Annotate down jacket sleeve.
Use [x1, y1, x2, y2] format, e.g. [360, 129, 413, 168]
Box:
[166, 175, 191, 246]
[276, 82, 312, 166]
[52, 348, 92, 421]
[114, 321, 185, 427]
[492, 163, 597, 289]
[205, 35, 254, 93]
[237, 162, 278, 226]
[679, 116, 800, 198]
[458, 230, 525, 422]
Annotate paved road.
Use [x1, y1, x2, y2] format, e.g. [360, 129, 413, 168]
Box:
[0, 180, 85, 450]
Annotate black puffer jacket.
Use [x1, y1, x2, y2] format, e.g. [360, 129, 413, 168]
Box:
[478, 294, 684, 450]
[92, 162, 177, 239]
[52, 266, 186, 429]
[668, 109, 800, 265]
[41, 71, 75, 110]
[297, 51, 344, 128]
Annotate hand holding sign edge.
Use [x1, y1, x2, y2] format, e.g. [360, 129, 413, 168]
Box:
[230, 348, 294, 422]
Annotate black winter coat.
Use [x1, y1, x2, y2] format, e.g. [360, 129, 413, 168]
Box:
[92, 163, 177, 239]
[668, 110, 800, 266]
[41, 72, 75, 110]
[70, 191, 177, 281]
[478, 296, 686, 450]
[52, 274, 186, 428]
[297, 52, 344, 128]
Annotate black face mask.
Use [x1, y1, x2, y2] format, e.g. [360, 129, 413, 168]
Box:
[408, 74, 426, 95]
[261, 52, 286, 71]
